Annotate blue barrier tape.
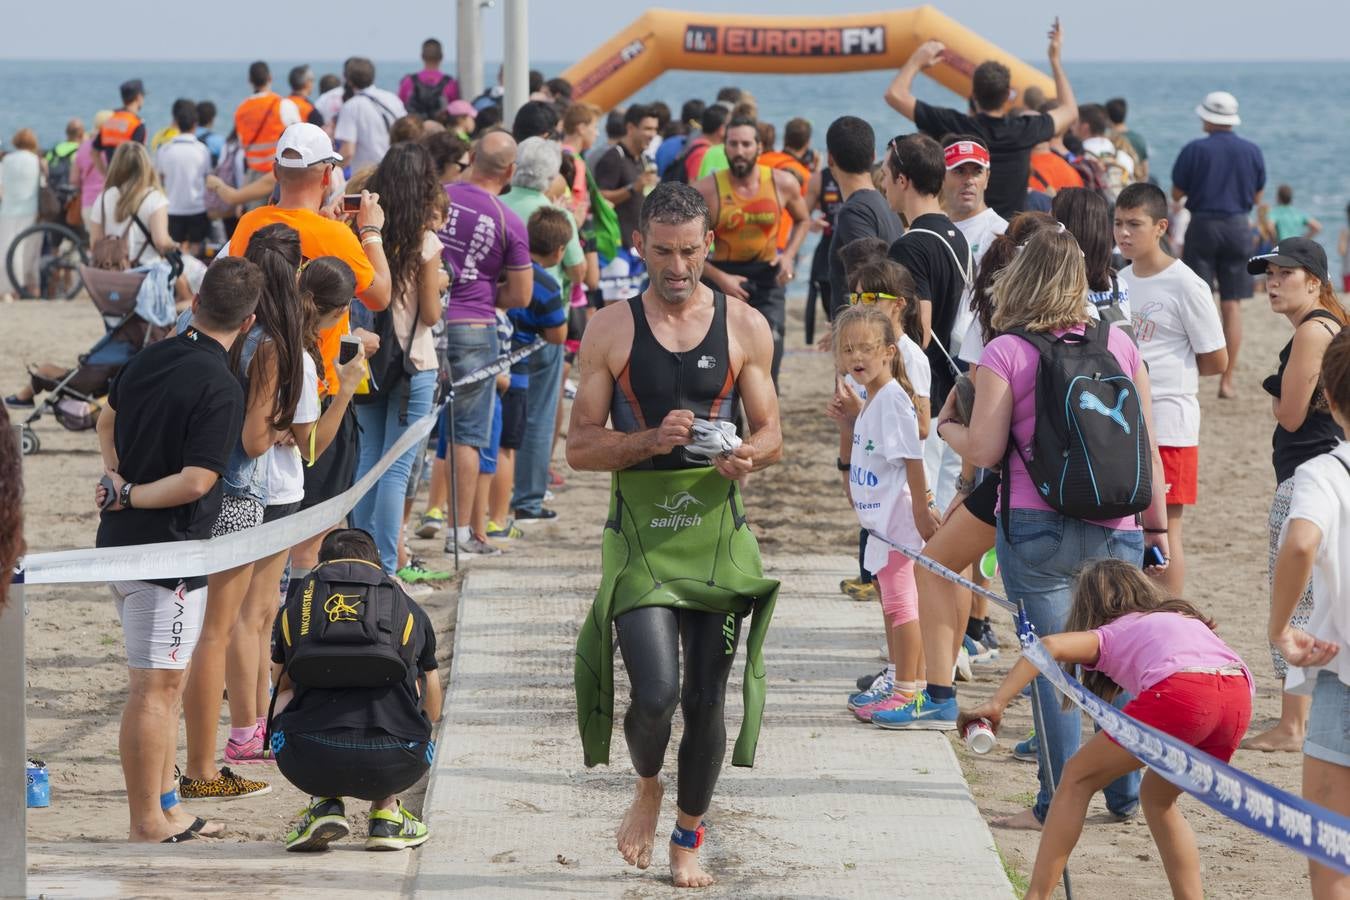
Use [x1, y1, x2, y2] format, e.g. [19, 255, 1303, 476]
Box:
[867, 528, 1350, 876]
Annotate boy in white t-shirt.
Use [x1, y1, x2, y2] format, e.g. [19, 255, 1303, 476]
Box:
[1115, 183, 1228, 596]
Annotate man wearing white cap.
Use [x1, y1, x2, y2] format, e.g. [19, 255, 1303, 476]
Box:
[1171, 91, 1266, 399]
[941, 135, 1007, 358]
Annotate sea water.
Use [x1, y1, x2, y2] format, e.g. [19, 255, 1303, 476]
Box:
[2, 59, 1346, 264]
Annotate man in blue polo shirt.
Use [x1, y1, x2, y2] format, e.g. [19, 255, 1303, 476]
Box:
[1172, 90, 1265, 400]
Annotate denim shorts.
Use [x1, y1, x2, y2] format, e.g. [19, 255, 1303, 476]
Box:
[1305, 670, 1350, 767]
[443, 324, 499, 448]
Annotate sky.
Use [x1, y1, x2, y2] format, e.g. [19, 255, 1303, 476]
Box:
[8, 0, 1349, 62]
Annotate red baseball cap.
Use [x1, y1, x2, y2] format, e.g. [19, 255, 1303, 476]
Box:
[943, 140, 990, 170]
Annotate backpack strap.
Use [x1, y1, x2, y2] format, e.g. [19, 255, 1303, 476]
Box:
[905, 226, 974, 289]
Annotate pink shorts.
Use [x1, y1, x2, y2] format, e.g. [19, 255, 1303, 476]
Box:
[875, 552, 919, 627]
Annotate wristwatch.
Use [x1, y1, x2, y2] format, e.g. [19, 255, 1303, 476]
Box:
[119, 481, 135, 509]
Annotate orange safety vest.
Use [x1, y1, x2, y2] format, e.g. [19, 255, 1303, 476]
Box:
[711, 166, 780, 264]
[99, 109, 142, 151]
[235, 92, 287, 173]
[760, 151, 810, 250]
[289, 94, 315, 124]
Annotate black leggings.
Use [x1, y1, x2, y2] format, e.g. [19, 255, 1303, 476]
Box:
[614, 606, 743, 817]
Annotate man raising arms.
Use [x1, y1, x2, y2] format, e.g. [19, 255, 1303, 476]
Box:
[570, 184, 782, 888]
[694, 117, 809, 385]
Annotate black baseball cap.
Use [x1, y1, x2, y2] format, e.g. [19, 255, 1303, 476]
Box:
[1247, 236, 1330, 284]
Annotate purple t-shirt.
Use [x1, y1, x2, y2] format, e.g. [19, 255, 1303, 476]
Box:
[398, 70, 460, 107]
[980, 323, 1143, 530]
[437, 183, 531, 324]
[1087, 611, 1251, 698]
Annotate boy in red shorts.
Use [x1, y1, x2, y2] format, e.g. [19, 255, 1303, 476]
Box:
[1115, 183, 1229, 596]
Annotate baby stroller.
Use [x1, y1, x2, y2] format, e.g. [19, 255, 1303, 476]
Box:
[18, 267, 171, 455]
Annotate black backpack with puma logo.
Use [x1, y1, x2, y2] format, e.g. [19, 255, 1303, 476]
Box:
[1002, 320, 1152, 531]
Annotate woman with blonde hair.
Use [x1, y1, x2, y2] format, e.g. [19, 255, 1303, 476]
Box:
[0, 128, 45, 298]
[936, 227, 1171, 830]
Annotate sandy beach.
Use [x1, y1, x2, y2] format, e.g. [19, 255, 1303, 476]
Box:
[8, 288, 1319, 897]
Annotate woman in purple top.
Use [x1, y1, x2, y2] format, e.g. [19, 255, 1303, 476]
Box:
[938, 227, 1171, 831]
[960, 560, 1251, 900]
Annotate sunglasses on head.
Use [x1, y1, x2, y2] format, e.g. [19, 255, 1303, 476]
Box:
[848, 291, 899, 305]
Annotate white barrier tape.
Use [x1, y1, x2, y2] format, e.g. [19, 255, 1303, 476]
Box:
[18, 341, 546, 585]
[867, 527, 1350, 876]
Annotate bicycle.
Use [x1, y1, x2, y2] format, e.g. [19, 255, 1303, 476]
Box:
[5, 216, 88, 300]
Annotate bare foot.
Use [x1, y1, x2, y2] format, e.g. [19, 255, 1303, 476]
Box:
[1240, 723, 1305, 752]
[616, 777, 664, 869]
[1218, 380, 1238, 399]
[670, 842, 715, 888]
[166, 805, 225, 837]
[993, 808, 1043, 831]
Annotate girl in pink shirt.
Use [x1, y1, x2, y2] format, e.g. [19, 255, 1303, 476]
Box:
[960, 559, 1251, 900]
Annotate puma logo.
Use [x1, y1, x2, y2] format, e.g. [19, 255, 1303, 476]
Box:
[656, 491, 703, 514]
[1079, 390, 1130, 433]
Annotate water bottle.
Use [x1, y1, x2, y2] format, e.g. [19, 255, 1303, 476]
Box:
[26, 759, 49, 808]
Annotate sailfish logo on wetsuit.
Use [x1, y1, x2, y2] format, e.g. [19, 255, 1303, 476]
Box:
[651, 492, 704, 530]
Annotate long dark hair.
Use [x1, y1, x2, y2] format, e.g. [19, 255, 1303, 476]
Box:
[971, 212, 1057, 342]
[366, 141, 442, 305]
[243, 223, 306, 430]
[1063, 559, 1218, 705]
[1052, 188, 1115, 293]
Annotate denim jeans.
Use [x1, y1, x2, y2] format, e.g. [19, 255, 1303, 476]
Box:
[995, 508, 1144, 822]
[444, 324, 499, 448]
[352, 368, 436, 574]
[510, 342, 564, 515]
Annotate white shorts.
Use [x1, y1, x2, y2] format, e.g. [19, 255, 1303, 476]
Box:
[111, 580, 206, 670]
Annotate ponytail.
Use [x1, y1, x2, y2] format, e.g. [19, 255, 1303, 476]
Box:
[243, 223, 306, 431]
[1317, 278, 1350, 328]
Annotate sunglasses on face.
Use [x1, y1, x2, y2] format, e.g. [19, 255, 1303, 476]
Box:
[848, 291, 899, 305]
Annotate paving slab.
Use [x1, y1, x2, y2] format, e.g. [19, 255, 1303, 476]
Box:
[410, 552, 1012, 899]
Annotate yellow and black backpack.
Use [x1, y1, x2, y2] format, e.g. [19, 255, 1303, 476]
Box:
[275, 559, 418, 689]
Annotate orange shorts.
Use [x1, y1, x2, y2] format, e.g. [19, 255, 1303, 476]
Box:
[1160, 445, 1198, 506]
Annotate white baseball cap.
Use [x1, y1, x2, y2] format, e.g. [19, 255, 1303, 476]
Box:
[275, 123, 343, 168]
[1195, 91, 1240, 127]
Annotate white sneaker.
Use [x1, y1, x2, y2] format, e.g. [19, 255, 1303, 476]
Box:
[453, 536, 502, 557]
[953, 647, 973, 683]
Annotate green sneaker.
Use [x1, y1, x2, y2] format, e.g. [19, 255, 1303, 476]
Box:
[365, 801, 429, 851]
[485, 518, 523, 540]
[397, 557, 452, 584]
[284, 797, 349, 852]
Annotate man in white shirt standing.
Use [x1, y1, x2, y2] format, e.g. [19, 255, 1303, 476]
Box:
[156, 99, 213, 257]
[939, 135, 1007, 359]
[335, 58, 407, 170]
[1115, 182, 1228, 597]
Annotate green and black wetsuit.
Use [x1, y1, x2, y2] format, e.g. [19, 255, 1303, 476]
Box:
[574, 292, 778, 815]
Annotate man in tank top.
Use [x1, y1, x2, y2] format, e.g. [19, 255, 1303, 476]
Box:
[568, 183, 783, 889]
[693, 116, 810, 386]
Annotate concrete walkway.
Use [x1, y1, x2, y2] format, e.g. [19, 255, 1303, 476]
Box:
[409, 551, 1011, 898]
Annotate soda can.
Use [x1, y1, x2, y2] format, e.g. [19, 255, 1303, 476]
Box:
[26, 759, 50, 808]
[963, 718, 996, 755]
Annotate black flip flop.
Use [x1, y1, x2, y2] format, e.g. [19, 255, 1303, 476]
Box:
[188, 817, 223, 837]
[161, 828, 197, 843]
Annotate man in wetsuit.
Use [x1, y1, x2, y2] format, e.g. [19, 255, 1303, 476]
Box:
[694, 116, 810, 385]
[568, 183, 782, 888]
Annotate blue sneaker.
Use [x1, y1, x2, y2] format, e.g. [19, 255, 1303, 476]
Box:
[848, 674, 891, 710]
[1012, 730, 1038, 762]
[871, 691, 959, 731]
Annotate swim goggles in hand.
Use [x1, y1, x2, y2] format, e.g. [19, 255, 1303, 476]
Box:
[685, 418, 742, 463]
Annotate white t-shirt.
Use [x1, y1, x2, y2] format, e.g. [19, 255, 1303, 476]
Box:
[849, 380, 925, 575]
[1119, 259, 1225, 446]
[951, 207, 1007, 354]
[334, 88, 407, 169]
[87, 187, 170, 265]
[897, 334, 931, 400]
[155, 134, 212, 215]
[315, 86, 345, 132]
[266, 353, 321, 506]
[1082, 135, 1135, 181]
[0, 149, 40, 219]
[1283, 442, 1350, 692]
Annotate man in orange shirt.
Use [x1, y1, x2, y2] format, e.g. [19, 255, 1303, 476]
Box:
[225, 122, 391, 568]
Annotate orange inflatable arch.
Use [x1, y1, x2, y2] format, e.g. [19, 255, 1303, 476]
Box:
[561, 6, 1057, 112]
